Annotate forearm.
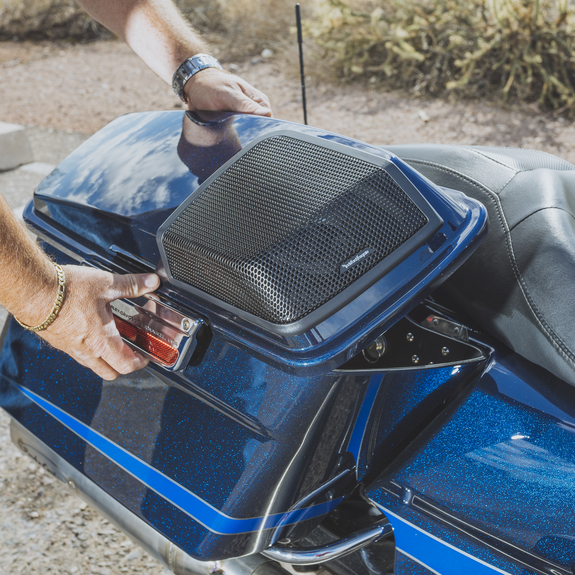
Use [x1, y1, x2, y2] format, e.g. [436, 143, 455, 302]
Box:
[0, 195, 56, 326]
[77, 0, 272, 116]
[77, 0, 207, 84]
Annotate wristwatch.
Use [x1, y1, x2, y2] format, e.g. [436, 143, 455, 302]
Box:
[172, 54, 223, 103]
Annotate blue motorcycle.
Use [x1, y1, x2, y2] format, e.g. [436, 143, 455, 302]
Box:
[1, 109, 573, 575]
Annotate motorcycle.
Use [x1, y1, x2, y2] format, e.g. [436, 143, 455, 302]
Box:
[1, 108, 574, 575]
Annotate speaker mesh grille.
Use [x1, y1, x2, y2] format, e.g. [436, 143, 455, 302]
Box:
[162, 136, 428, 324]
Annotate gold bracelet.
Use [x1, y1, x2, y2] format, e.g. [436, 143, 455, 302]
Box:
[14, 263, 66, 332]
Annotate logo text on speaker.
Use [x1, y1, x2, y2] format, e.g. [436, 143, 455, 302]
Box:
[340, 248, 374, 274]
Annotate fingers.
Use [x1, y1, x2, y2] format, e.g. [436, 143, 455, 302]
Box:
[107, 272, 160, 301]
[42, 266, 158, 380]
[85, 357, 121, 381]
[185, 69, 273, 117]
[238, 80, 273, 115]
[230, 93, 273, 117]
[100, 336, 150, 379]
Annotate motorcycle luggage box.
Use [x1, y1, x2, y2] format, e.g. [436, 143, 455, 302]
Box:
[26, 110, 486, 375]
[0, 111, 487, 562]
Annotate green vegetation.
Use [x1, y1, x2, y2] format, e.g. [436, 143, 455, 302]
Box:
[309, 0, 575, 111]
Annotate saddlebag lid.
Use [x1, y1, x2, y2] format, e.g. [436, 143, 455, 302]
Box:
[25, 111, 487, 374]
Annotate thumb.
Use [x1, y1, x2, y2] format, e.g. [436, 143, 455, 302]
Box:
[108, 273, 160, 301]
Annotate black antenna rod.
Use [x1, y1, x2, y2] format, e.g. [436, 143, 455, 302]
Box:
[295, 3, 308, 125]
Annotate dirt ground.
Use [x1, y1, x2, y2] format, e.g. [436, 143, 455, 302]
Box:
[1, 37, 575, 575]
[2, 39, 575, 159]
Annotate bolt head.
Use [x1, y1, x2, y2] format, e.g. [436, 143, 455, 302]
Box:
[406, 333, 414, 342]
[442, 347, 449, 356]
[411, 355, 419, 364]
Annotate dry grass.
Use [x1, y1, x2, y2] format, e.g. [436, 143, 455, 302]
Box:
[0, 0, 308, 47]
[0, 0, 111, 40]
[308, 0, 575, 112]
[0, 0, 225, 41]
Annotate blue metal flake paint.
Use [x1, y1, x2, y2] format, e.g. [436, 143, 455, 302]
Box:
[366, 351, 575, 575]
[0, 110, 490, 562]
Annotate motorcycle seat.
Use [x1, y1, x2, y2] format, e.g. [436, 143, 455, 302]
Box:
[384, 143, 575, 386]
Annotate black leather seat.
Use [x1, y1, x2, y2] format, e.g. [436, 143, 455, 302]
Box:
[385, 144, 575, 385]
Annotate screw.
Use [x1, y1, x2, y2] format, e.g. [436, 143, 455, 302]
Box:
[67, 479, 76, 491]
[442, 347, 449, 356]
[432, 318, 439, 326]
[406, 333, 414, 342]
[412, 355, 419, 364]
[454, 327, 460, 335]
[181, 318, 191, 331]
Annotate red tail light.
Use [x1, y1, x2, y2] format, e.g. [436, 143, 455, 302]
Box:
[114, 316, 179, 367]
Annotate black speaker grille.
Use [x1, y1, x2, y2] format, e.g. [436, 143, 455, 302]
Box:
[162, 136, 428, 324]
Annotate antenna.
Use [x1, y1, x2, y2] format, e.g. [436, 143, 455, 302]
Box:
[295, 3, 308, 125]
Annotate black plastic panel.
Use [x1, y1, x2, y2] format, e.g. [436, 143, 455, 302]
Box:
[159, 131, 438, 330]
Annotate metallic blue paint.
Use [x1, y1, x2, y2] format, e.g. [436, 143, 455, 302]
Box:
[346, 375, 383, 467]
[0, 110, 499, 564]
[367, 351, 575, 575]
[18, 384, 345, 535]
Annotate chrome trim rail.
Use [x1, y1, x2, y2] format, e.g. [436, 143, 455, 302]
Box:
[262, 522, 393, 565]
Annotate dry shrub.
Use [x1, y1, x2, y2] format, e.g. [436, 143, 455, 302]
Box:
[0, 0, 222, 42]
[0, 0, 111, 40]
[309, 0, 575, 111]
[217, 0, 317, 55]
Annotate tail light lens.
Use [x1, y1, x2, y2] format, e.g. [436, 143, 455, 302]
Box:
[110, 296, 203, 371]
[114, 315, 180, 367]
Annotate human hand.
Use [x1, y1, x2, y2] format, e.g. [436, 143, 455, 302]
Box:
[184, 68, 272, 117]
[38, 265, 160, 381]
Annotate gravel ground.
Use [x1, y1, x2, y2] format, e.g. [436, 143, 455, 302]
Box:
[2, 37, 575, 575]
[2, 39, 575, 158]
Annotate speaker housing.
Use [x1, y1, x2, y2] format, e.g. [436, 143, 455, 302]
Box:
[25, 110, 487, 374]
[155, 121, 487, 374]
[158, 131, 442, 335]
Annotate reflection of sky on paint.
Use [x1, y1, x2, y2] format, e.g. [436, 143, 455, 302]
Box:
[490, 362, 575, 426]
[36, 110, 398, 221]
[467, 438, 575, 491]
[37, 112, 196, 218]
[232, 113, 394, 162]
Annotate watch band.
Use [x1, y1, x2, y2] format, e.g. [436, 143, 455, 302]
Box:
[172, 54, 223, 103]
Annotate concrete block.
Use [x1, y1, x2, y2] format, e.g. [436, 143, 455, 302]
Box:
[0, 122, 33, 171]
[18, 161, 55, 176]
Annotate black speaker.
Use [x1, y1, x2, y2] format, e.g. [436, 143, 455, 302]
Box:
[158, 131, 441, 333]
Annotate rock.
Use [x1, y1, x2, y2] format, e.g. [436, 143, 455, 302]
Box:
[0, 122, 33, 171]
[126, 549, 142, 561]
[417, 110, 431, 123]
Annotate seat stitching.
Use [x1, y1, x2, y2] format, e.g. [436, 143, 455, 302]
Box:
[463, 146, 575, 172]
[510, 205, 575, 232]
[405, 157, 575, 368]
[462, 146, 522, 172]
